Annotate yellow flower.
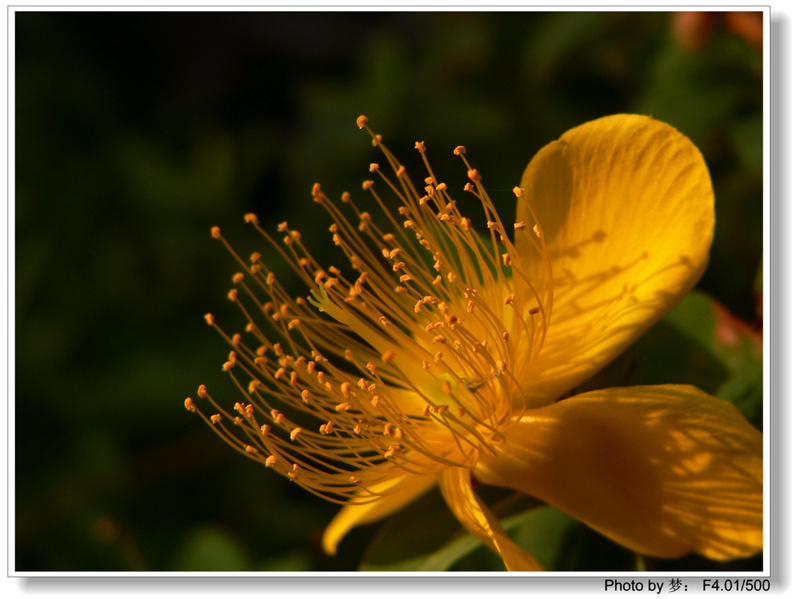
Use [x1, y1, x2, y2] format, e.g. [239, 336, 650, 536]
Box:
[185, 114, 763, 571]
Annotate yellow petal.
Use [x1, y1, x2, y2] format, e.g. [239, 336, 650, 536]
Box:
[321, 473, 437, 555]
[474, 385, 762, 560]
[516, 115, 715, 405]
[439, 467, 545, 571]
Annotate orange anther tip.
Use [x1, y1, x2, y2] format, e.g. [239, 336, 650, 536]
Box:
[369, 163, 380, 172]
[204, 313, 215, 325]
[357, 115, 368, 129]
[244, 213, 258, 224]
[210, 226, 221, 238]
[414, 141, 426, 152]
[312, 182, 322, 196]
[512, 186, 525, 198]
[453, 145, 466, 156]
[362, 180, 374, 190]
[184, 397, 196, 412]
[467, 168, 481, 181]
[197, 384, 208, 398]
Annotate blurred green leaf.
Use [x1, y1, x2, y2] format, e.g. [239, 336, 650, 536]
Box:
[257, 551, 314, 572]
[172, 524, 251, 571]
[715, 362, 764, 430]
[361, 488, 548, 571]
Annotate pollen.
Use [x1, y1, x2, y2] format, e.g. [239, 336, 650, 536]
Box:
[187, 117, 553, 506]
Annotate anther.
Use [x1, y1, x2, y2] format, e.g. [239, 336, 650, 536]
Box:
[204, 313, 215, 325]
[357, 115, 368, 129]
[244, 213, 259, 224]
[184, 397, 196, 412]
[453, 146, 466, 156]
[210, 226, 221, 239]
[414, 141, 426, 152]
[512, 186, 525, 198]
[290, 427, 302, 441]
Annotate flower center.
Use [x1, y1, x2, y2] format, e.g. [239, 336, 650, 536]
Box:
[185, 116, 553, 504]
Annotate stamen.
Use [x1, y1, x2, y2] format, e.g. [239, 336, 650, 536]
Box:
[189, 117, 553, 505]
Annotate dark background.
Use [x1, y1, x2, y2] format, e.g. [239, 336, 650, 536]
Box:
[14, 11, 763, 571]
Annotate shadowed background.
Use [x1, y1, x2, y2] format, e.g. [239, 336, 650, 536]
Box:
[15, 10, 763, 571]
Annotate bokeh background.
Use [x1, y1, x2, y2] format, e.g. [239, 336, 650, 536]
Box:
[15, 10, 763, 572]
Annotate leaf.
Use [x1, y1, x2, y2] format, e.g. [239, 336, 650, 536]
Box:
[360, 488, 543, 571]
[172, 524, 250, 571]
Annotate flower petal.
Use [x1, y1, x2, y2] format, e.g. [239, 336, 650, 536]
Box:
[321, 473, 438, 555]
[473, 385, 762, 560]
[439, 467, 545, 571]
[516, 115, 715, 405]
